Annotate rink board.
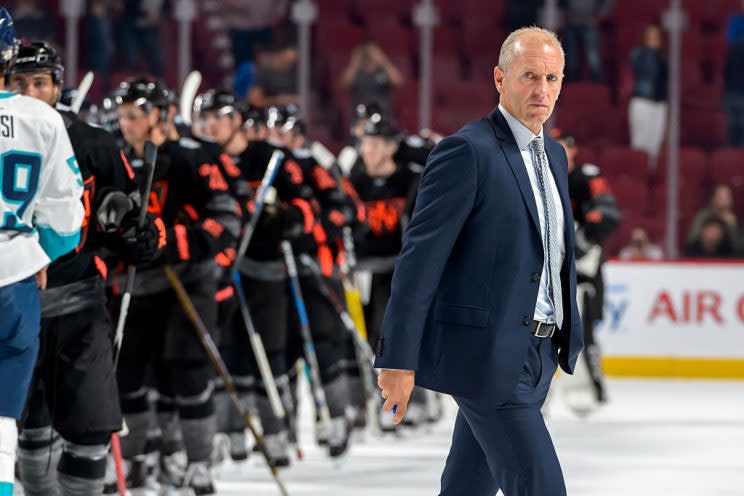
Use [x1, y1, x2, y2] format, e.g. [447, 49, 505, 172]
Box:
[597, 260, 744, 379]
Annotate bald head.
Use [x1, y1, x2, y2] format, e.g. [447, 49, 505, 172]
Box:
[494, 27, 565, 134]
[498, 27, 565, 73]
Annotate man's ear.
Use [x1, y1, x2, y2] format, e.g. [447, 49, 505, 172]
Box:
[494, 66, 505, 93]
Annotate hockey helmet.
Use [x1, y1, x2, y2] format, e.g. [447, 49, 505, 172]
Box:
[8, 41, 64, 85]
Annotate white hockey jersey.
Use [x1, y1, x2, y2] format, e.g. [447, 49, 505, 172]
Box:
[0, 90, 84, 287]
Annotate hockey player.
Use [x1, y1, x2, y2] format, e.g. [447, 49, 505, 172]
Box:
[279, 115, 365, 455]
[6, 41, 165, 496]
[0, 10, 84, 496]
[198, 93, 315, 467]
[344, 102, 437, 177]
[350, 118, 440, 428]
[110, 78, 240, 494]
[557, 131, 621, 411]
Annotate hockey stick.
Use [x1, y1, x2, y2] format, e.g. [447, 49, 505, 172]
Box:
[70, 71, 93, 114]
[298, 254, 380, 434]
[310, 142, 368, 340]
[109, 141, 157, 495]
[179, 70, 202, 126]
[112, 140, 158, 369]
[109, 432, 126, 496]
[232, 150, 286, 419]
[280, 241, 332, 428]
[164, 266, 290, 496]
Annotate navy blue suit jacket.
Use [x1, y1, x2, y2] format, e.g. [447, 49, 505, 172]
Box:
[374, 107, 584, 402]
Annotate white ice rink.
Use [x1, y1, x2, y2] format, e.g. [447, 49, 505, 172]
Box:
[209, 378, 744, 496]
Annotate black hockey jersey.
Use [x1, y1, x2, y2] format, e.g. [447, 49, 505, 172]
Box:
[351, 161, 421, 259]
[46, 110, 138, 288]
[123, 137, 240, 270]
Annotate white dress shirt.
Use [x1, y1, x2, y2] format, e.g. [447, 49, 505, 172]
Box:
[498, 104, 566, 323]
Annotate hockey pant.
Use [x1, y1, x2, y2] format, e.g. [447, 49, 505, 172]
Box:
[114, 281, 217, 464]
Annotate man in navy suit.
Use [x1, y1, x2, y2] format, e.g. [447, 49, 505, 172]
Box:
[375, 27, 583, 495]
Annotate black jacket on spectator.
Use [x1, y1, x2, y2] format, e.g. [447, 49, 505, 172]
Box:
[630, 47, 668, 102]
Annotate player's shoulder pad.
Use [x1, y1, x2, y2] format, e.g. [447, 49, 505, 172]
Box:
[405, 134, 425, 148]
[178, 137, 202, 150]
[19, 94, 63, 122]
[581, 163, 601, 177]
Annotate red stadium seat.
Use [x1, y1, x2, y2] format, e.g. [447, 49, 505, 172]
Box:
[608, 0, 665, 25]
[656, 148, 709, 184]
[462, 22, 505, 59]
[412, 26, 460, 56]
[554, 103, 626, 147]
[559, 82, 611, 109]
[431, 55, 465, 82]
[435, 81, 496, 107]
[316, 23, 365, 56]
[710, 149, 744, 186]
[612, 176, 650, 217]
[365, 25, 413, 57]
[599, 146, 650, 182]
[355, 0, 410, 24]
[442, 0, 505, 26]
[680, 107, 728, 149]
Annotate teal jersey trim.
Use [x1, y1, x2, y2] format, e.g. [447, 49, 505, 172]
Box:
[37, 225, 80, 262]
[0, 481, 13, 495]
[0, 91, 16, 99]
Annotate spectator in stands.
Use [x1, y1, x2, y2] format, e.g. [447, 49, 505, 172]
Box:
[223, 0, 288, 68]
[339, 42, 405, 118]
[687, 184, 740, 250]
[86, 0, 113, 78]
[248, 43, 298, 108]
[724, 3, 744, 146]
[9, 0, 55, 42]
[628, 23, 668, 162]
[619, 226, 664, 260]
[684, 216, 736, 258]
[115, 0, 164, 77]
[560, 0, 613, 82]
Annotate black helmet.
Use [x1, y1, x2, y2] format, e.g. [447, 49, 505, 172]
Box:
[363, 117, 399, 140]
[282, 116, 306, 136]
[9, 41, 64, 85]
[194, 89, 238, 116]
[113, 77, 172, 113]
[242, 105, 266, 130]
[266, 104, 299, 129]
[355, 101, 383, 120]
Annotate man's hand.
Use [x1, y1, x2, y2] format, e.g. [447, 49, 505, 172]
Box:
[378, 369, 415, 425]
[36, 267, 47, 290]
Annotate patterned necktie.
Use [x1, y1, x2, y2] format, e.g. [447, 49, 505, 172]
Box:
[530, 136, 563, 328]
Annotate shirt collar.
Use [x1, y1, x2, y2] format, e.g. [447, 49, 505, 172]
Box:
[498, 103, 543, 151]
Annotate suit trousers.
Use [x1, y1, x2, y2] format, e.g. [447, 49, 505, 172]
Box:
[440, 335, 566, 496]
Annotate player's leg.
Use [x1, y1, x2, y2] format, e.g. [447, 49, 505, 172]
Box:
[48, 306, 122, 496]
[244, 275, 292, 467]
[17, 321, 61, 496]
[297, 275, 352, 457]
[165, 278, 219, 494]
[110, 292, 162, 490]
[0, 276, 41, 495]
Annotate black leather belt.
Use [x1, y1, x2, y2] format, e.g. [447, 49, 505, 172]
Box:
[531, 320, 557, 338]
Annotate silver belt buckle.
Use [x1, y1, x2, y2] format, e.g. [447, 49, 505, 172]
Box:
[533, 321, 555, 338]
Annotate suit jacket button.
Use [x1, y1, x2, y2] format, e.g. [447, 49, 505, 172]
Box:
[531, 272, 541, 282]
[522, 316, 531, 326]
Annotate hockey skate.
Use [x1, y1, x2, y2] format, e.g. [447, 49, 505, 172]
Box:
[328, 417, 350, 458]
[181, 462, 215, 496]
[263, 431, 291, 468]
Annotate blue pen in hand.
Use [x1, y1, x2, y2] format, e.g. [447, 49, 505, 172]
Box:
[393, 404, 398, 415]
